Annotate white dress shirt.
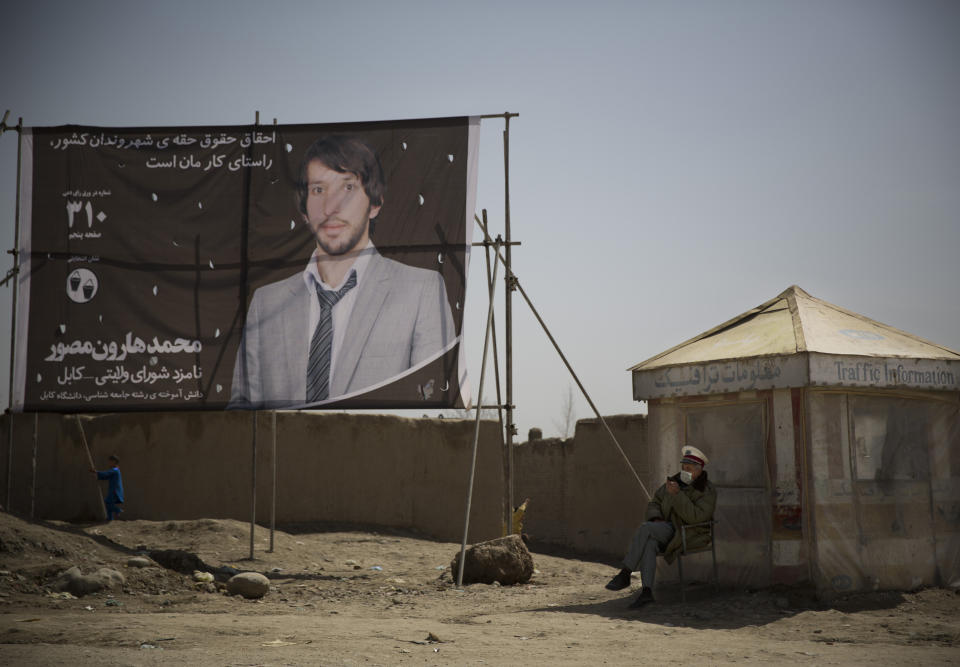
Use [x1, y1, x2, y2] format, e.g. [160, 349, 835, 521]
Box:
[302, 241, 375, 383]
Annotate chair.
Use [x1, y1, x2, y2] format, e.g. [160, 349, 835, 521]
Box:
[663, 520, 719, 602]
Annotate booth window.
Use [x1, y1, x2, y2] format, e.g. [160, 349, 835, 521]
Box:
[850, 395, 931, 482]
[683, 402, 766, 488]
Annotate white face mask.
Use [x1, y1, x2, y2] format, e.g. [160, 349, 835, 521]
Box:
[679, 470, 693, 484]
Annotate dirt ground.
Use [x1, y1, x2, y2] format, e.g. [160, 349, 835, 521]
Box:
[1, 511, 958, 666]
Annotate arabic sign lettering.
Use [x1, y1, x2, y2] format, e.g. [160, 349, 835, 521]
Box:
[13, 118, 479, 412]
[632, 356, 807, 399]
[633, 352, 960, 400]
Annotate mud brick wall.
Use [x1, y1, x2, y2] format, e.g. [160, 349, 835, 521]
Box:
[0, 412, 504, 543]
[514, 414, 649, 558]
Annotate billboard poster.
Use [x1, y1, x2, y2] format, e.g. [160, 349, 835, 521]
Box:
[12, 117, 479, 412]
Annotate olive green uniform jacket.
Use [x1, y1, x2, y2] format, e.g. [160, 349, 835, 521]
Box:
[645, 471, 717, 564]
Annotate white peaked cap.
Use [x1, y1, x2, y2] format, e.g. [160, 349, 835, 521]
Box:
[681, 445, 708, 467]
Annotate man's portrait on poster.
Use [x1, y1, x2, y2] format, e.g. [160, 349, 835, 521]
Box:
[229, 134, 457, 409]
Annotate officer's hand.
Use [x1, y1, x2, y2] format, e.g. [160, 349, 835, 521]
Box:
[666, 480, 680, 495]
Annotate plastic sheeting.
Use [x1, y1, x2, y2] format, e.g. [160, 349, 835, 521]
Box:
[808, 390, 960, 592]
[655, 402, 772, 588]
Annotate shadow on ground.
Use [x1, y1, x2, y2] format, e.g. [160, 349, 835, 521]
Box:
[528, 583, 908, 631]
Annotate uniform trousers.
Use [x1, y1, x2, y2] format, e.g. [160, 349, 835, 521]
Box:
[623, 520, 675, 589]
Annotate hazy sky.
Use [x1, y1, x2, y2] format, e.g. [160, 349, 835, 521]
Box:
[1, 0, 958, 438]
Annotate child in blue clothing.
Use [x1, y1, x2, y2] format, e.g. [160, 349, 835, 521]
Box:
[90, 455, 124, 521]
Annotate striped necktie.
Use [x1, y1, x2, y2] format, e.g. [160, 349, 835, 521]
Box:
[306, 271, 357, 403]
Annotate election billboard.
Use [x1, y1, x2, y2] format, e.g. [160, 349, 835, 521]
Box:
[12, 117, 479, 412]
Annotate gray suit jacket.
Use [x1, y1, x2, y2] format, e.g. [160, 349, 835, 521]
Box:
[229, 249, 456, 408]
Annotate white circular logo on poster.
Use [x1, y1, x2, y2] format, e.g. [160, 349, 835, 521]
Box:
[67, 268, 99, 303]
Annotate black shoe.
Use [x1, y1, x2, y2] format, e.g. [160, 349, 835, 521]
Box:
[627, 588, 654, 609]
[604, 570, 632, 591]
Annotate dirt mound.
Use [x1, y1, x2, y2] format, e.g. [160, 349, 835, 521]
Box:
[0, 511, 193, 597]
[88, 517, 277, 561]
[1, 513, 103, 564]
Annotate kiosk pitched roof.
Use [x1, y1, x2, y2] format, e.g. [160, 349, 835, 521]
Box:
[630, 285, 960, 372]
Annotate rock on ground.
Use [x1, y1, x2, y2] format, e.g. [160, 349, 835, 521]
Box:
[450, 534, 534, 585]
[227, 572, 270, 599]
[53, 566, 125, 597]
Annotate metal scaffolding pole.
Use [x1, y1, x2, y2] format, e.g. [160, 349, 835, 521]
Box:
[457, 239, 502, 587]
[249, 411, 257, 560]
[269, 410, 277, 553]
[3, 112, 24, 509]
[480, 210, 509, 533]
[502, 115, 516, 526]
[30, 413, 37, 520]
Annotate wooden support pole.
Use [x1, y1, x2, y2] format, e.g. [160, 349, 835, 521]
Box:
[76, 415, 108, 520]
